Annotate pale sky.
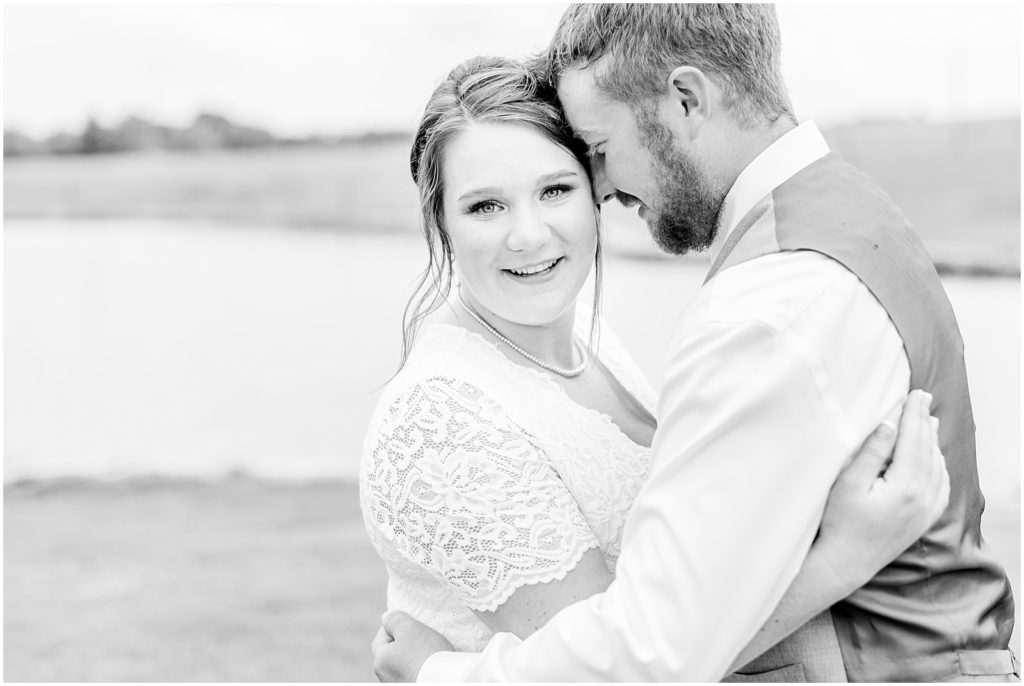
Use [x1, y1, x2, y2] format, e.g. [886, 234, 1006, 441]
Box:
[3, 3, 1021, 138]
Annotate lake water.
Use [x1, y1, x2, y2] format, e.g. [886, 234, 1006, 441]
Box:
[4, 219, 1019, 506]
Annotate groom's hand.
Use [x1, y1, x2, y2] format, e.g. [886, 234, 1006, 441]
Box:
[372, 611, 454, 683]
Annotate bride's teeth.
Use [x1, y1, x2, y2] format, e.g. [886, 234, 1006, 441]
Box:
[510, 259, 557, 276]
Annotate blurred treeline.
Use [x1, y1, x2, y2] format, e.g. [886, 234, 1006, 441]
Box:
[2, 112, 407, 157]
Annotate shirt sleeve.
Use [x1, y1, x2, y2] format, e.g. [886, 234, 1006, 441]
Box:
[362, 375, 600, 612]
[418, 299, 906, 681]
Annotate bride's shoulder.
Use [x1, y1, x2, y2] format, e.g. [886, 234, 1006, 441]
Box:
[402, 318, 486, 376]
[372, 320, 503, 418]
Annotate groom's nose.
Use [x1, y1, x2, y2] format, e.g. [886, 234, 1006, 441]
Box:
[590, 157, 617, 205]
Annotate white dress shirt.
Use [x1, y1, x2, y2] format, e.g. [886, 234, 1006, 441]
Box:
[417, 121, 911, 682]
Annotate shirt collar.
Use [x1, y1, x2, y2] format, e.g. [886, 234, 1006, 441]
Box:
[710, 121, 830, 260]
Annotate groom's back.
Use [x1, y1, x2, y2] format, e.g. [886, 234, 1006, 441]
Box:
[710, 152, 1016, 682]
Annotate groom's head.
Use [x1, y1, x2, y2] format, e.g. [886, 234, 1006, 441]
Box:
[541, 4, 797, 255]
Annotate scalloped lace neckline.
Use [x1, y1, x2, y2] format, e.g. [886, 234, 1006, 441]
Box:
[420, 322, 653, 450]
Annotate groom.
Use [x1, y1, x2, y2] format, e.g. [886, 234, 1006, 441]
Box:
[378, 5, 1016, 681]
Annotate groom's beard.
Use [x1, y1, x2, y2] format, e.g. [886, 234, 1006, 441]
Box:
[636, 112, 725, 256]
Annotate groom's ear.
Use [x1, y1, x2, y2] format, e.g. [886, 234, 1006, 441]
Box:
[666, 66, 712, 139]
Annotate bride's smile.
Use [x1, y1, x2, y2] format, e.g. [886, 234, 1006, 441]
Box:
[503, 256, 562, 278]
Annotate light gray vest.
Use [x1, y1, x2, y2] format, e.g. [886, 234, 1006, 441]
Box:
[715, 152, 1015, 682]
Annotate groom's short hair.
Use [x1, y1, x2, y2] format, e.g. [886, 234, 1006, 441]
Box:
[543, 4, 796, 128]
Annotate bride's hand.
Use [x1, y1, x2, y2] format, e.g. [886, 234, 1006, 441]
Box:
[729, 391, 949, 671]
[372, 611, 453, 682]
[815, 389, 950, 589]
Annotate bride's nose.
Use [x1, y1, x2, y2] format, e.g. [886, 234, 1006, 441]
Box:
[505, 205, 552, 252]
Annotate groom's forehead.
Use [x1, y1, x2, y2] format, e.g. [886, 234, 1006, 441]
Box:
[557, 67, 627, 134]
[556, 65, 602, 103]
[557, 68, 609, 122]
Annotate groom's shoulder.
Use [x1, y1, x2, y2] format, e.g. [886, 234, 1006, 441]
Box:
[690, 249, 875, 334]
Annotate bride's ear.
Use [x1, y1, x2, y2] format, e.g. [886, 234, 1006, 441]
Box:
[666, 66, 712, 140]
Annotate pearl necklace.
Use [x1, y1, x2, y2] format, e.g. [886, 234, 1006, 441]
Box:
[456, 290, 589, 378]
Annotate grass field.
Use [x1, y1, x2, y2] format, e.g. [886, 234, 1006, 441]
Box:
[4, 476, 1018, 683]
[4, 478, 382, 682]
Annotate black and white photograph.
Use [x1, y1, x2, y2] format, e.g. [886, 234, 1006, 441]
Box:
[4, 3, 1020, 682]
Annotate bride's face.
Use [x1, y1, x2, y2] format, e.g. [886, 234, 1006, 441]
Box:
[441, 121, 597, 328]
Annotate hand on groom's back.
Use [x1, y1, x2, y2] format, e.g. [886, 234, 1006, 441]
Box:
[819, 389, 951, 582]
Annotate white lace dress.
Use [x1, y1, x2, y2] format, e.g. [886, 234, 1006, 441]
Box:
[359, 313, 657, 651]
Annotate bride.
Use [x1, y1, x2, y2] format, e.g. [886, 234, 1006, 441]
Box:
[359, 56, 948, 679]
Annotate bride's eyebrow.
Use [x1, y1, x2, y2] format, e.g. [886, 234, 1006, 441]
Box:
[536, 170, 580, 184]
[456, 170, 579, 202]
[457, 186, 502, 202]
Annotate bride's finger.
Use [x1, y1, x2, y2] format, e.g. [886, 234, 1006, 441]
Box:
[382, 610, 420, 640]
[930, 433, 950, 518]
[841, 402, 902, 486]
[935, 447, 951, 516]
[920, 416, 939, 485]
[929, 417, 945, 487]
[918, 415, 949, 524]
[371, 626, 393, 653]
[887, 390, 932, 482]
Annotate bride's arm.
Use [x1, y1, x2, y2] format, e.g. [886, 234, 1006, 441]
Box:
[372, 528, 614, 681]
[729, 389, 950, 670]
[472, 550, 612, 638]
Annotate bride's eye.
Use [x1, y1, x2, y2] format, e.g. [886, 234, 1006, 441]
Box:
[540, 184, 572, 201]
[469, 200, 502, 215]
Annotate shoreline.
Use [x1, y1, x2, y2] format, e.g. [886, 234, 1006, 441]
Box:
[4, 472, 360, 490]
[6, 215, 1021, 277]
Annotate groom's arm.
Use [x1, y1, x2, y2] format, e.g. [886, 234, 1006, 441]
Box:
[418, 270, 908, 681]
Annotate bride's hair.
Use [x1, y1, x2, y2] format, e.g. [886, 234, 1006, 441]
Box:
[400, 55, 602, 370]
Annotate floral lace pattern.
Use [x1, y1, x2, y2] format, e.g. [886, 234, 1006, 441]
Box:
[362, 376, 599, 612]
[360, 310, 657, 650]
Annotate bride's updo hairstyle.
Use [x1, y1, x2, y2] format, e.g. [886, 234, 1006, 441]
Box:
[401, 55, 601, 369]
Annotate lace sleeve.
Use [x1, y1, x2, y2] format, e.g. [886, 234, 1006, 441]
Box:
[363, 375, 600, 612]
